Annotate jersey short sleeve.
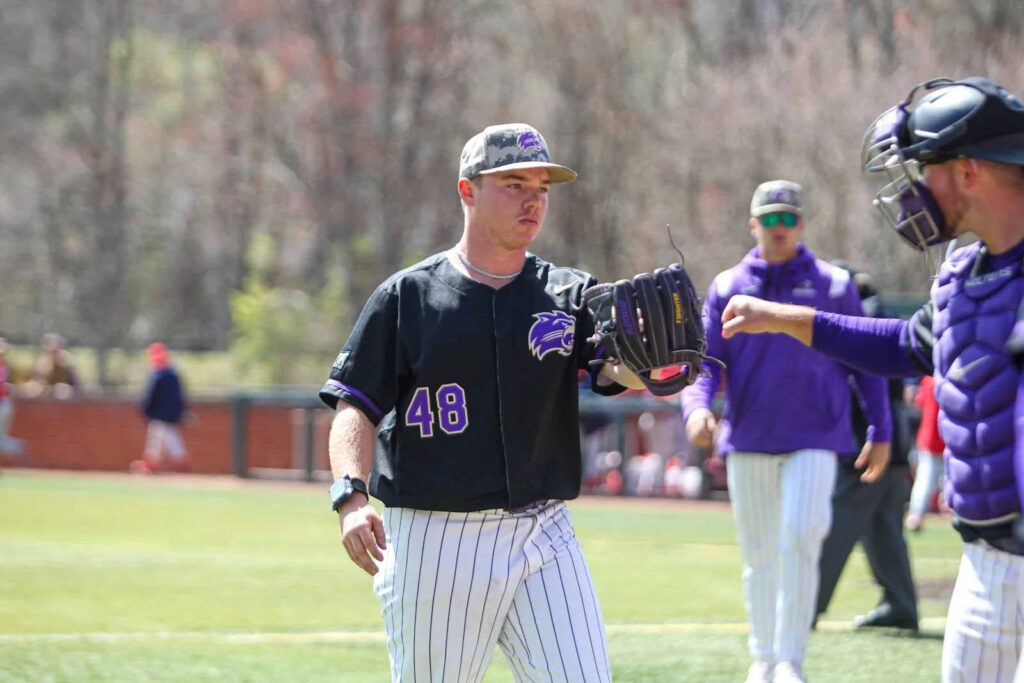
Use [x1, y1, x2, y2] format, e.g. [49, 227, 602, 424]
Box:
[319, 284, 405, 425]
[572, 272, 628, 397]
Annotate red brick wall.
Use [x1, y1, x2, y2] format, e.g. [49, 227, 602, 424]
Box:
[1, 396, 331, 474]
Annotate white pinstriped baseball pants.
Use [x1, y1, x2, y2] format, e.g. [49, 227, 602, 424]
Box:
[373, 501, 611, 683]
[944, 540, 1024, 683]
[726, 449, 837, 665]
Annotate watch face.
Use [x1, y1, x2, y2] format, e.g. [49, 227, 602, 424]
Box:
[330, 477, 354, 511]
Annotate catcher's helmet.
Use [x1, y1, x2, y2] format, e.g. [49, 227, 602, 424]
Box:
[862, 77, 1024, 250]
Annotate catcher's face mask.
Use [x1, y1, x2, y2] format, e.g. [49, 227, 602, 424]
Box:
[862, 76, 1024, 251]
[861, 80, 957, 251]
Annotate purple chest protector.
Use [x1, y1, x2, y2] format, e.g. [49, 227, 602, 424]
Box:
[932, 244, 1024, 525]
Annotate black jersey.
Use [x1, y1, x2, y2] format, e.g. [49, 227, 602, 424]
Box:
[319, 252, 624, 511]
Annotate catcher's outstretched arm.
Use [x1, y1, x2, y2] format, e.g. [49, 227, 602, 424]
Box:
[721, 295, 815, 344]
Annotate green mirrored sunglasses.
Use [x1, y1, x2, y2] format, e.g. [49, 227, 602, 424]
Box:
[759, 212, 800, 229]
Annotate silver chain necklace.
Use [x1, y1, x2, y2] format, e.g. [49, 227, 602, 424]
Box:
[455, 250, 522, 280]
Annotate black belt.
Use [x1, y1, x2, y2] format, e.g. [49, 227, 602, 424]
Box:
[507, 499, 551, 514]
[955, 517, 1024, 556]
[982, 537, 1024, 557]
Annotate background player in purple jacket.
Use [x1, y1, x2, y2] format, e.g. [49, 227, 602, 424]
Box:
[682, 180, 892, 683]
[320, 123, 642, 682]
[720, 77, 1024, 683]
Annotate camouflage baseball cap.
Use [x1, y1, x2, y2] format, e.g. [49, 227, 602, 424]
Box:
[459, 123, 577, 183]
[750, 179, 803, 217]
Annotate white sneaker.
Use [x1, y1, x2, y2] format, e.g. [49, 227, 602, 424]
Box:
[773, 661, 806, 683]
[745, 660, 774, 683]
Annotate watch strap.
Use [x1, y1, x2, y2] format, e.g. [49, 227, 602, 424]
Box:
[350, 477, 368, 497]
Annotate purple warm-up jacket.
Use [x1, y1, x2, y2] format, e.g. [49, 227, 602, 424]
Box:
[681, 245, 891, 456]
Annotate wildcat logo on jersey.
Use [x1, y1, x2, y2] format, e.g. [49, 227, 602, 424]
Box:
[528, 311, 575, 360]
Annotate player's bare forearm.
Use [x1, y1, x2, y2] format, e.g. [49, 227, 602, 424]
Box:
[329, 403, 375, 481]
[720, 295, 815, 346]
[330, 402, 385, 576]
[600, 362, 646, 390]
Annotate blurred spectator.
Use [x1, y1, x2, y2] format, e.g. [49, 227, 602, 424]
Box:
[131, 343, 189, 474]
[626, 450, 664, 496]
[906, 375, 945, 532]
[815, 262, 918, 632]
[664, 455, 706, 499]
[0, 338, 26, 458]
[26, 333, 79, 399]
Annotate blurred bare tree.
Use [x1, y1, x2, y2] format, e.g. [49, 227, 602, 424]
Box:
[1, 0, 1022, 385]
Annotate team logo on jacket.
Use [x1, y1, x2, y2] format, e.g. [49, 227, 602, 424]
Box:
[792, 279, 816, 297]
[528, 311, 575, 360]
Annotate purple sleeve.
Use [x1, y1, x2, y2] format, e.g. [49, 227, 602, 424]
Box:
[812, 312, 921, 378]
[852, 371, 892, 442]
[681, 361, 721, 420]
[835, 280, 891, 442]
[680, 281, 724, 420]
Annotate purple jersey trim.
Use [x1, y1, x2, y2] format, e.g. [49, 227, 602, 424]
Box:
[812, 312, 918, 378]
[326, 379, 384, 420]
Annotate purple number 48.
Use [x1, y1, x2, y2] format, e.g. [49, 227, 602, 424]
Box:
[404, 384, 469, 438]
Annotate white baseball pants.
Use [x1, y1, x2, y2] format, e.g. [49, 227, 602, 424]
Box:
[144, 420, 187, 462]
[909, 449, 944, 517]
[727, 449, 837, 665]
[944, 540, 1024, 683]
[373, 501, 611, 683]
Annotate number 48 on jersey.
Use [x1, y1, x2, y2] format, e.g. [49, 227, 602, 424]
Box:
[404, 384, 469, 438]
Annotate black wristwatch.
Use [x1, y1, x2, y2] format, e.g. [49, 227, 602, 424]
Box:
[330, 475, 369, 512]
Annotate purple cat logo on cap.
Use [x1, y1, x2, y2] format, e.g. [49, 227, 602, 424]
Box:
[751, 180, 802, 216]
[517, 131, 544, 152]
[770, 188, 796, 204]
[528, 311, 575, 360]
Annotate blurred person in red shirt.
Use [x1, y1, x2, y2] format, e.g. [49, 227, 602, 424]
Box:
[906, 375, 945, 532]
[131, 343, 189, 474]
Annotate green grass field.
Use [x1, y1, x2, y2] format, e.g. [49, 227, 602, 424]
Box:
[0, 472, 959, 682]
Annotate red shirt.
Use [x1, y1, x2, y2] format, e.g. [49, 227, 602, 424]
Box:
[0, 359, 9, 400]
[915, 375, 944, 453]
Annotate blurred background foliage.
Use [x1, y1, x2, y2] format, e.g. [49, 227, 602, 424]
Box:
[1, 0, 1022, 387]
